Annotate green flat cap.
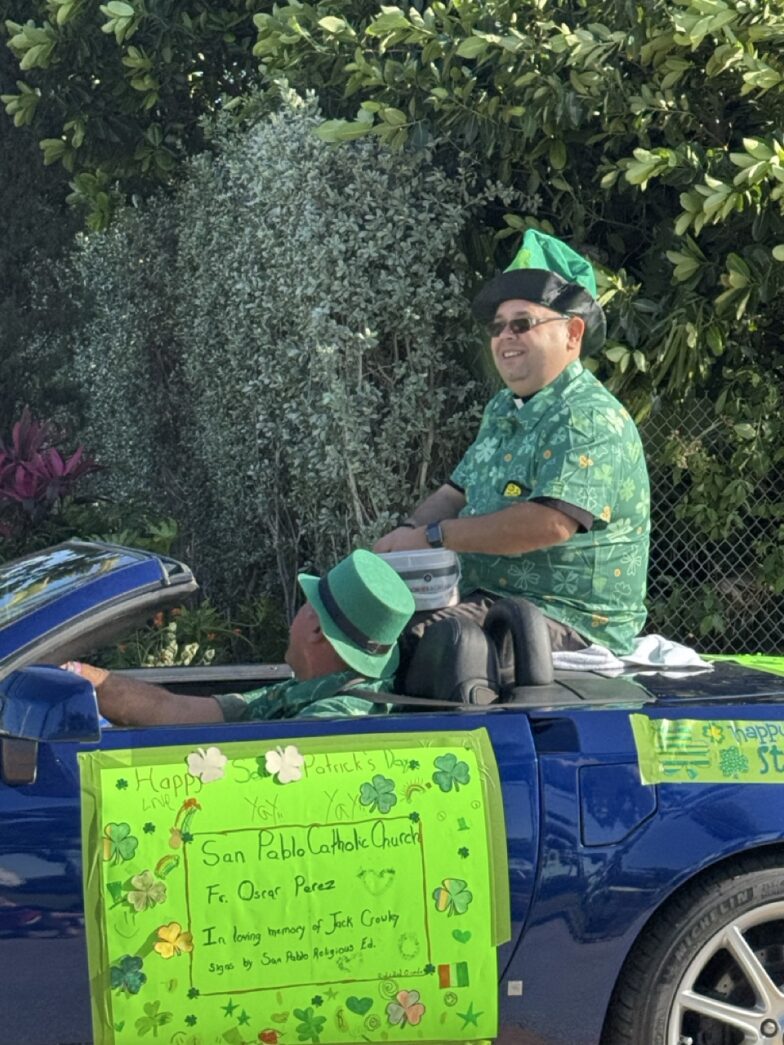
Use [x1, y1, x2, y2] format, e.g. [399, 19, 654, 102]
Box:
[472, 229, 606, 355]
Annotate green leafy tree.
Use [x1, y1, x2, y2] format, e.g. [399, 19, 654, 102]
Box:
[249, 0, 783, 390]
[0, 0, 267, 228]
[0, 27, 80, 430]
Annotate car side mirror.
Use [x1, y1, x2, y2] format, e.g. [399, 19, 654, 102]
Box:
[0, 665, 100, 742]
[0, 667, 100, 786]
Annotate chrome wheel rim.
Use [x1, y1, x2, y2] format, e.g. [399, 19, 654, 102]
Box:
[668, 900, 784, 1045]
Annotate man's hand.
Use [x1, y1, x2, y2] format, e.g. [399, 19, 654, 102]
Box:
[61, 661, 224, 726]
[374, 485, 466, 553]
[374, 526, 430, 554]
[62, 661, 108, 687]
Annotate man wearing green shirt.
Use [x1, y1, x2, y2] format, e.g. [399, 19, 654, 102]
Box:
[375, 229, 650, 656]
[67, 550, 415, 725]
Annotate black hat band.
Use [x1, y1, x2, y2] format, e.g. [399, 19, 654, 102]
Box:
[318, 576, 393, 655]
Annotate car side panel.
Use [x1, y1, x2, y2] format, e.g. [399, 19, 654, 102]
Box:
[499, 704, 784, 1045]
[0, 742, 89, 1043]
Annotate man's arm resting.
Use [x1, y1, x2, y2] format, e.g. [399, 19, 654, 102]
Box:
[374, 484, 466, 553]
[443, 500, 578, 554]
[373, 500, 578, 555]
[95, 673, 225, 727]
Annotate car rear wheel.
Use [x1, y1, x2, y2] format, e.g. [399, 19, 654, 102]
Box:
[602, 854, 784, 1045]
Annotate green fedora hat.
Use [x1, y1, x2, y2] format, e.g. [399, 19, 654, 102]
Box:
[472, 228, 607, 355]
[298, 549, 415, 679]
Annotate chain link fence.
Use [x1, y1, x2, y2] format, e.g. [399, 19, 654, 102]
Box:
[642, 400, 783, 654]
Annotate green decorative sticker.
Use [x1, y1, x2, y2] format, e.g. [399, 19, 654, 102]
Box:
[79, 729, 509, 1045]
[631, 714, 784, 784]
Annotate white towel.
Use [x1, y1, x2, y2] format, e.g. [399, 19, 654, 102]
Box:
[552, 634, 711, 676]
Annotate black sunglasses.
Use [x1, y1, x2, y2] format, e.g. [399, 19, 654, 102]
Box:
[487, 314, 569, 338]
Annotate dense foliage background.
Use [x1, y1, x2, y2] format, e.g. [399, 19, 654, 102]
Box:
[0, 34, 80, 430]
[66, 93, 491, 617]
[2, 0, 783, 652]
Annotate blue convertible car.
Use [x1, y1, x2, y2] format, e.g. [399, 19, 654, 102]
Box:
[3, 541, 784, 1045]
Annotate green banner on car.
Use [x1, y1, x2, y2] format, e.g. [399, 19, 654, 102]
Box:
[79, 729, 509, 1045]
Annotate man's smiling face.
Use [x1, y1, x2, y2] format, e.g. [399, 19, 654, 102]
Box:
[489, 298, 583, 397]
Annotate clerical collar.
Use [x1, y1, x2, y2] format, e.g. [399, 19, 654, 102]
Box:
[511, 360, 585, 409]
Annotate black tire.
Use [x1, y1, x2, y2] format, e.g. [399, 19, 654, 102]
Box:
[602, 852, 784, 1045]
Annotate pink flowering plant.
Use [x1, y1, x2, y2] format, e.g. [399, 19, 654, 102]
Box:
[0, 408, 100, 539]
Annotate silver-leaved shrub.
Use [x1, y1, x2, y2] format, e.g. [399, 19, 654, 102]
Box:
[72, 91, 500, 612]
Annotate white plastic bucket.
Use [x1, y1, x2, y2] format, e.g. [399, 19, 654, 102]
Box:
[378, 549, 461, 611]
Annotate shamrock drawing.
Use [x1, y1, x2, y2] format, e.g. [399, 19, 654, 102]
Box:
[433, 877, 473, 916]
[102, 822, 139, 864]
[110, 954, 146, 995]
[186, 746, 227, 783]
[702, 723, 725, 744]
[154, 921, 193, 959]
[359, 774, 397, 814]
[293, 1006, 326, 1043]
[265, 745, 304, 784]
[720, 746, 750, 779]
[386, 990, 426, 1027]
[134, 1001, 172, 1037]
[126, 870, 167, 912]
[432, 753, 471, 793]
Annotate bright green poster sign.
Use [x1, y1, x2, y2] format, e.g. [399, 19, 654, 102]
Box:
[631, 714, 784, 784]
[79, 729, 509, 1045]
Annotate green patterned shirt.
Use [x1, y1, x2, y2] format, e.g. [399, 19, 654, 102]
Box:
[452, 360, 650, 654]
[215, 670, 390, 721]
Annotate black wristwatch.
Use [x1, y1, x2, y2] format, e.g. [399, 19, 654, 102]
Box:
[425, 521, 445, 548]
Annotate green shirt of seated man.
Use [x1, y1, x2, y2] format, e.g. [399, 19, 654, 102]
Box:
[68, 550, 415, 727]
[214, 669, 392, 722]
